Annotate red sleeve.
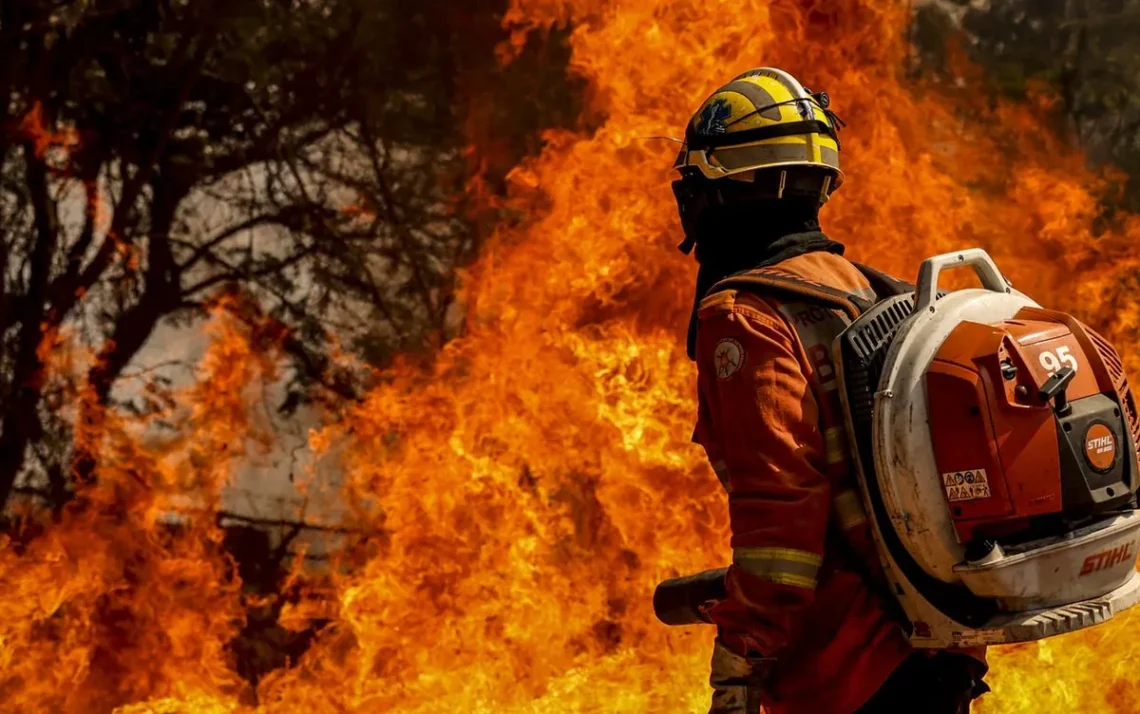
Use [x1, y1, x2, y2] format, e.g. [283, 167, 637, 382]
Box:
[694, 301, 832, 658]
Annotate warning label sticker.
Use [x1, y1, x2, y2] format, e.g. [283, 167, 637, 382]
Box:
[942, 469, 991, 502]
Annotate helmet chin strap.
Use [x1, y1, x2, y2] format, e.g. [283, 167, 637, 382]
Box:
[673, 176, 716, 255]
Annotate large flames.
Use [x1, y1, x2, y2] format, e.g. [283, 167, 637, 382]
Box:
[5, 0, 1140, 712]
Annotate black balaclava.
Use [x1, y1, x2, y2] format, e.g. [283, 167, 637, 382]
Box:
[685, 194, 845, 359]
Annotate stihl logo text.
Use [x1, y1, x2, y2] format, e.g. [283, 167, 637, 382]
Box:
[1079, 543, 1134, 576]
[1088, 436, 1114, 452]
[1083, 423, 1118, 472]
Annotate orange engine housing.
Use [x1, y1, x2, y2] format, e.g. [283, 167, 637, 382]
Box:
[926, 307, 1140, 544]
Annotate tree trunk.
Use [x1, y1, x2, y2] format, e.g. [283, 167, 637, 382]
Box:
[71, 181, 187, 487]
[0, 142, 58, 510]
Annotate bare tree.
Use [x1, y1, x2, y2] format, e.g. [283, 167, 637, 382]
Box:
[0, 0, 564, 510]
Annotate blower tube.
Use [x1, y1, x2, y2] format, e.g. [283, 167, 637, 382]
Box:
[653, 567, 728, 626]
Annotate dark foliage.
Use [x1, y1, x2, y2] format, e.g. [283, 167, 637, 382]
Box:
[914, 0, 1140, 209]
[0, 0, 583, 511]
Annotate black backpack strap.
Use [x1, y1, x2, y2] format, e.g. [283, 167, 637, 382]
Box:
[852, 262, 915, 299]
[708, 270, 871, 321]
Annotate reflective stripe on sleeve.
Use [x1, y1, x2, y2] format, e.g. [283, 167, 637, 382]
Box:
[823, 426, 847, 465]
[832, 488, 868, 530]
[733, 547, 822, 590]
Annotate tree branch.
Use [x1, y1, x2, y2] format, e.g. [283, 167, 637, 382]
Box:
[177, 212, 283, 273]
[51, 35, 209, 322]
[216, 511, 373, 536]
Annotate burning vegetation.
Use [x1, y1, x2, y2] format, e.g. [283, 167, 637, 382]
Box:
[4, 0, 1140, 712]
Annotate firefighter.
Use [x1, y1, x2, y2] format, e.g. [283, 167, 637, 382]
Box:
[673, 68, 989, 714]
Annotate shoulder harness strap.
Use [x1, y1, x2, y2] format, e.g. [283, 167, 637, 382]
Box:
[708, 267, 874, 319]
[852, 262, 915, 300]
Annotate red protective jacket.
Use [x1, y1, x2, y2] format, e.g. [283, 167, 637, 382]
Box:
[692, 251, 912, 714]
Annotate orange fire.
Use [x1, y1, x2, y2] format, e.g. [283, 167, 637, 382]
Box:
[18, 101, 82, 168]
[5, 0, 1140, 712]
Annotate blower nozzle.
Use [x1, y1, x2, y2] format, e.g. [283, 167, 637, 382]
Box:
[652, 567, 728, 626]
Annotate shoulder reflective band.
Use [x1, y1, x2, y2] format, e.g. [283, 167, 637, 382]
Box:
[733, 546, 822, 590]
[824, 426, 848, 465]
[686, 120, 836, 151]
[832, 488, 868, 531]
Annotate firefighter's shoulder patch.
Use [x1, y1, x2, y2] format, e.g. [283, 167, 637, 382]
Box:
[713, 338, 744, 380]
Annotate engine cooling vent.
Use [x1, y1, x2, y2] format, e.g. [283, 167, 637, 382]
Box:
[1087, 327, 1140, 456]
[1089, 329, 1125, 381]
[1009, 601, 1113, 641]
[843, 294, 915, 430]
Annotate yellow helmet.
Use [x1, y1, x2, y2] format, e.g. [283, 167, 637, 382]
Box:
[674, 67, 844, 190]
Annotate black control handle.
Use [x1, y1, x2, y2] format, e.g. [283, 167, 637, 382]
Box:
[1038, 366, 1076, 416]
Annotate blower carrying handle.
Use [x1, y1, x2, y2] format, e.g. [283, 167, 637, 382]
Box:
[913, 248, 1010, 314]
[653, 567, 728, 626]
